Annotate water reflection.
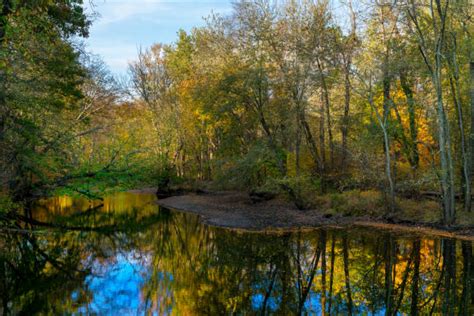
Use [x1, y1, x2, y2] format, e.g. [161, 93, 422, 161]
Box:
[1, 193, 473, 315]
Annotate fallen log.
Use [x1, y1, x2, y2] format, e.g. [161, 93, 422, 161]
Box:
[398, 190, 472, 201]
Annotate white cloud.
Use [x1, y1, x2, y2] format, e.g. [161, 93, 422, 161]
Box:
[83, 0, 233, 75]
[87, 0, 168, 27]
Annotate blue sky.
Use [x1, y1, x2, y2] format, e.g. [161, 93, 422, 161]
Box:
[84, 0, 234, 75]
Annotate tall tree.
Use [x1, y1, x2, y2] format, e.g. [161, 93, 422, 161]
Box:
[0, 1, 90, 198]
[406, 0, 456, 224]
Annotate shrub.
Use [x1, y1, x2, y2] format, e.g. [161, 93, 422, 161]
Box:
[329, 190, 383, 216]
[0, 194, 18, 214]
[214, 143, 282, 190]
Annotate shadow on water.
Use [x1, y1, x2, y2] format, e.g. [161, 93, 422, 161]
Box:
[0, 192, 473, 315]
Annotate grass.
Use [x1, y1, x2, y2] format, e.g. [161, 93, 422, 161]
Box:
[309, 189, 473, 227]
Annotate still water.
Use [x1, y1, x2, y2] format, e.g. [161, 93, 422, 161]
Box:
[1, 192, 473, 315]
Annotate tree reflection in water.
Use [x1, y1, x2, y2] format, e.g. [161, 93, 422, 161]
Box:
[0, 193, 473, 315]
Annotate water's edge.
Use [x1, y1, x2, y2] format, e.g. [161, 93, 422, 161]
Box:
[158, 193, 474, 240]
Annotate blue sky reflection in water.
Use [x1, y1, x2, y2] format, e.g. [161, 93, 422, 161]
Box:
[1, 192, 473, 314]
[81, 253, 149, 314]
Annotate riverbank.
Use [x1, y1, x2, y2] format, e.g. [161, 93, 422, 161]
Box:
[157, 191, 474, 240]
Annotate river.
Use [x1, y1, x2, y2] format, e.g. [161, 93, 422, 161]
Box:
[1, 192, 473, 315]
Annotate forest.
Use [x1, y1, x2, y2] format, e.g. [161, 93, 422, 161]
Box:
[0, 0, 473, 228]
[1, 1, 474, 314]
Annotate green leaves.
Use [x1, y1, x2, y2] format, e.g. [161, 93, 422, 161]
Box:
[0, 0, 90, 199]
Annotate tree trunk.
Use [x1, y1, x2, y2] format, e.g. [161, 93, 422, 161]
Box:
[442, 239, 457, 315]
[341, 0, 356, 171]
[0, 1, 13, 143]
[253, 96, 286, 176]
[328, 235, 335, 314]
[384, 235, 395, 316]
[299, 110, 322, 174]
[319, 92, 326, 169]
[382, 61, 396, 213]
[436, 0, 456, 225]
[400, 70, 419, 170]
[449, 73, 470, 212]
[296, 121, 301, 176]
[321, 231, 327, 315]
[434, 68, 456, 224]
[410, 239, 421, 315]
[317, 59, 334, 168]
[447, 33, 471, 212]
[460, 241, 472, 315]
[393, 243, 414, 315]
[342, 235, 353, 315]
[297, 238, 321, 315]
[469, 58, 474, 212]
[383, 126, 396, 213]
[407, 0, 456, 224]
[341, 60, 351, 170]
[439, 98, 456, 224]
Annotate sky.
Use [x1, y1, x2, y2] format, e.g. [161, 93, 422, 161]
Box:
[84, 0, 234, 76]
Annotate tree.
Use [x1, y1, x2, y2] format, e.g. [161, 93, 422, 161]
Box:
[405, 0, 456, 224]
[0, 1, 91, 199]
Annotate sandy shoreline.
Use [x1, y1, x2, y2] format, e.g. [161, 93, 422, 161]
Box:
[155, 191, 474, 240]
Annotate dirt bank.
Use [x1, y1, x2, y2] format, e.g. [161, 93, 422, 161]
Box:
[157, 191, 474, 240]
[128, 187, 159, 194]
